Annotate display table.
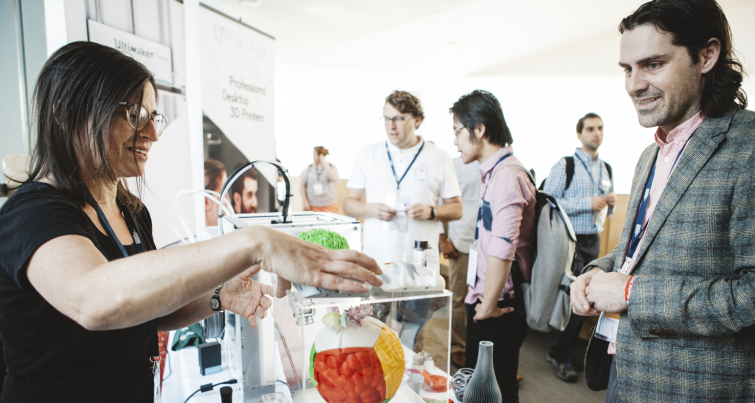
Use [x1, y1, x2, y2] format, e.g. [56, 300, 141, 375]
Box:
[161, 331, 244, 403]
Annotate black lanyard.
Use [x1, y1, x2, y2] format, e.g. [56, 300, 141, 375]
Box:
[315, 165, 324, 181]
[386, 140, 425, 191]
[474, 152, 512, 241]
[626, 131, 695, 259]
[88, 199, 159, 359]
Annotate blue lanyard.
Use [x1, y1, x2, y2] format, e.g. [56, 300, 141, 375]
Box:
[88, 199, 159, 358]
[386, 140, 425, 191]
[626, 132, 695, 259]
[576, 155, 604, 195]
[474, 152, 512, 241]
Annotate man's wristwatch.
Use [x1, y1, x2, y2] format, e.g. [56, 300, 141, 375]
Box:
[210, 284, 224, 312]
[428, 207, 436, 220]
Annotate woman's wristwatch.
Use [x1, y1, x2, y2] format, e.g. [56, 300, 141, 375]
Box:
[210, 284, 224, 311]
[428, 207, 436, 220]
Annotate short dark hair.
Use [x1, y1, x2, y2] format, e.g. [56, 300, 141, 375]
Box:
[385, 91, 424, 127]
[26, 41, 157, 212]
[619, 0, 747, 117]
[576, 113, 602, 134]
[449, 90, 513, 147]
[204, 158, 226, 192]
[230, 165, 257, 198]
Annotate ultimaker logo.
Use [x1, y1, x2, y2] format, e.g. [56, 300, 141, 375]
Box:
[113, 39, 155, 59]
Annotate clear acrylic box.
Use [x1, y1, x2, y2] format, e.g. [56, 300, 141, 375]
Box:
[274, 290, 452, 403]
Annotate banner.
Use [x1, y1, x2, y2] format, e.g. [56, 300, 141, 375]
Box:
[199, 5, 277, 215]
[87, 20, 174, 86]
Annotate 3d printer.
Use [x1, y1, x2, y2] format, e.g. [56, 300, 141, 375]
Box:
[215, 161, 452, 403]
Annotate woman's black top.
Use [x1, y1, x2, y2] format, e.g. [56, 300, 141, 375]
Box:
[0, 182, 156, 402]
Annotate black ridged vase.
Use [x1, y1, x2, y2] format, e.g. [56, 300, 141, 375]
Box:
[463, 341, 502, 403]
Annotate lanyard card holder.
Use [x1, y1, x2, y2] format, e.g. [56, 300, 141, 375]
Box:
[595, 311, 620, 342]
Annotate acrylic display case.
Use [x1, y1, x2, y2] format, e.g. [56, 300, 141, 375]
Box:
[221, 212, 364, 402]
[273, 289, 453, 403]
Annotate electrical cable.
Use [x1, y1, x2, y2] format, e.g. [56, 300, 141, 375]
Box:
[276, 379, 292, 393]
[184, 379, 238, 403]
[171, 189, 233, 246]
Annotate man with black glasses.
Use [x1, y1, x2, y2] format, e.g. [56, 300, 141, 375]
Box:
[344, 90, 462, 269]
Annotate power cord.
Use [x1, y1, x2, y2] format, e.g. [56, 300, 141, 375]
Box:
[184, 379, 238, 403]
[276, 379, 291, 393]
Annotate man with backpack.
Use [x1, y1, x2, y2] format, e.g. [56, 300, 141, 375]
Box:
[452, 90, 537, 403]
[543, 112, 616, 382]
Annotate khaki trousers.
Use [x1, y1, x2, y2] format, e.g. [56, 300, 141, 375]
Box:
[448, 252, 469, 354]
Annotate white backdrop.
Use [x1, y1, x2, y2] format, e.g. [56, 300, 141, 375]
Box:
[200, 6, 277, 184]
[274, 68, 658, 195]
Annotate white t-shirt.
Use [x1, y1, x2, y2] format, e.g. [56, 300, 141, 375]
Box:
[347, 138, 461, 269]
[447, 157, 480, 254]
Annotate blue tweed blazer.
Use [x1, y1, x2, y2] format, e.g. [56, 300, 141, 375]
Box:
[584, 105, 755, 402]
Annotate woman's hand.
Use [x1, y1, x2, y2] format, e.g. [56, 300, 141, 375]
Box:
[220, 265, 275, 327]
[249, 227, 384, 297]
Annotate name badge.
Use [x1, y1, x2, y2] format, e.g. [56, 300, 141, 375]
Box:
[313, 183, 324, 196]
[153, 359, 162, 402]
[595, 311, 620, 342]
[467, 247, 478, 288]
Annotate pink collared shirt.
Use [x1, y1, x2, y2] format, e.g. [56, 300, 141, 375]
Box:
[620, 112, 704, 275]
[465, 146, 537, 305]
[608, 112, 704, 355]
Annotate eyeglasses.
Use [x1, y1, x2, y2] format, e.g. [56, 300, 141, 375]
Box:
[381, 115, 414, 125]
[119, 102, 168, 137]
[453, 126, 466, 136]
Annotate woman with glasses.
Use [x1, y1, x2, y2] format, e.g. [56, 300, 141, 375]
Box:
[0, 41, 382, 403]
[300, 146, 340, 214]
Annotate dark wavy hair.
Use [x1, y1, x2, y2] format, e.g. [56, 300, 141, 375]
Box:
[619, 0, 747, 118]
[450, 90, 513, 147]
[385, 91, 425, 128]
[26, 41, 156, 212]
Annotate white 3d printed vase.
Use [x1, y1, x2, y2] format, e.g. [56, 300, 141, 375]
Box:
[463, 341, 502, 403]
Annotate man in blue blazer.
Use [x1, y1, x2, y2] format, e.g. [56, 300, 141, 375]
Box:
[570, 0, 755, 402]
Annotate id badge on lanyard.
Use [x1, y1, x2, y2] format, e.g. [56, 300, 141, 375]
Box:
[87, 199, 160, 401]
[595, 312, 621, 342]
[467, 244, 478, 288]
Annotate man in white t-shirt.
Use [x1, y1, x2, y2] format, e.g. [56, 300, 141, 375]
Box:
[439, 157, 480, 368]
[344, 91, 462, 270]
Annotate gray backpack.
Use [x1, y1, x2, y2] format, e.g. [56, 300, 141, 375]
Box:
[501, 161, 577, 332]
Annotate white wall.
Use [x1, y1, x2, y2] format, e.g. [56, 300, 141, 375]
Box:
[274, 0, 755, 195]
[274, 68, 655, 194]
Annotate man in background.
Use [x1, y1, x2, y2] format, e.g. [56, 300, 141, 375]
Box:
[439, 156, 480, 369]
[230, 167, 258, 214]
[344, 90, 461, 269]
[543, 113, 615, 382]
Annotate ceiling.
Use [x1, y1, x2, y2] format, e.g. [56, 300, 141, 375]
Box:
[216, 0, 755, 77]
